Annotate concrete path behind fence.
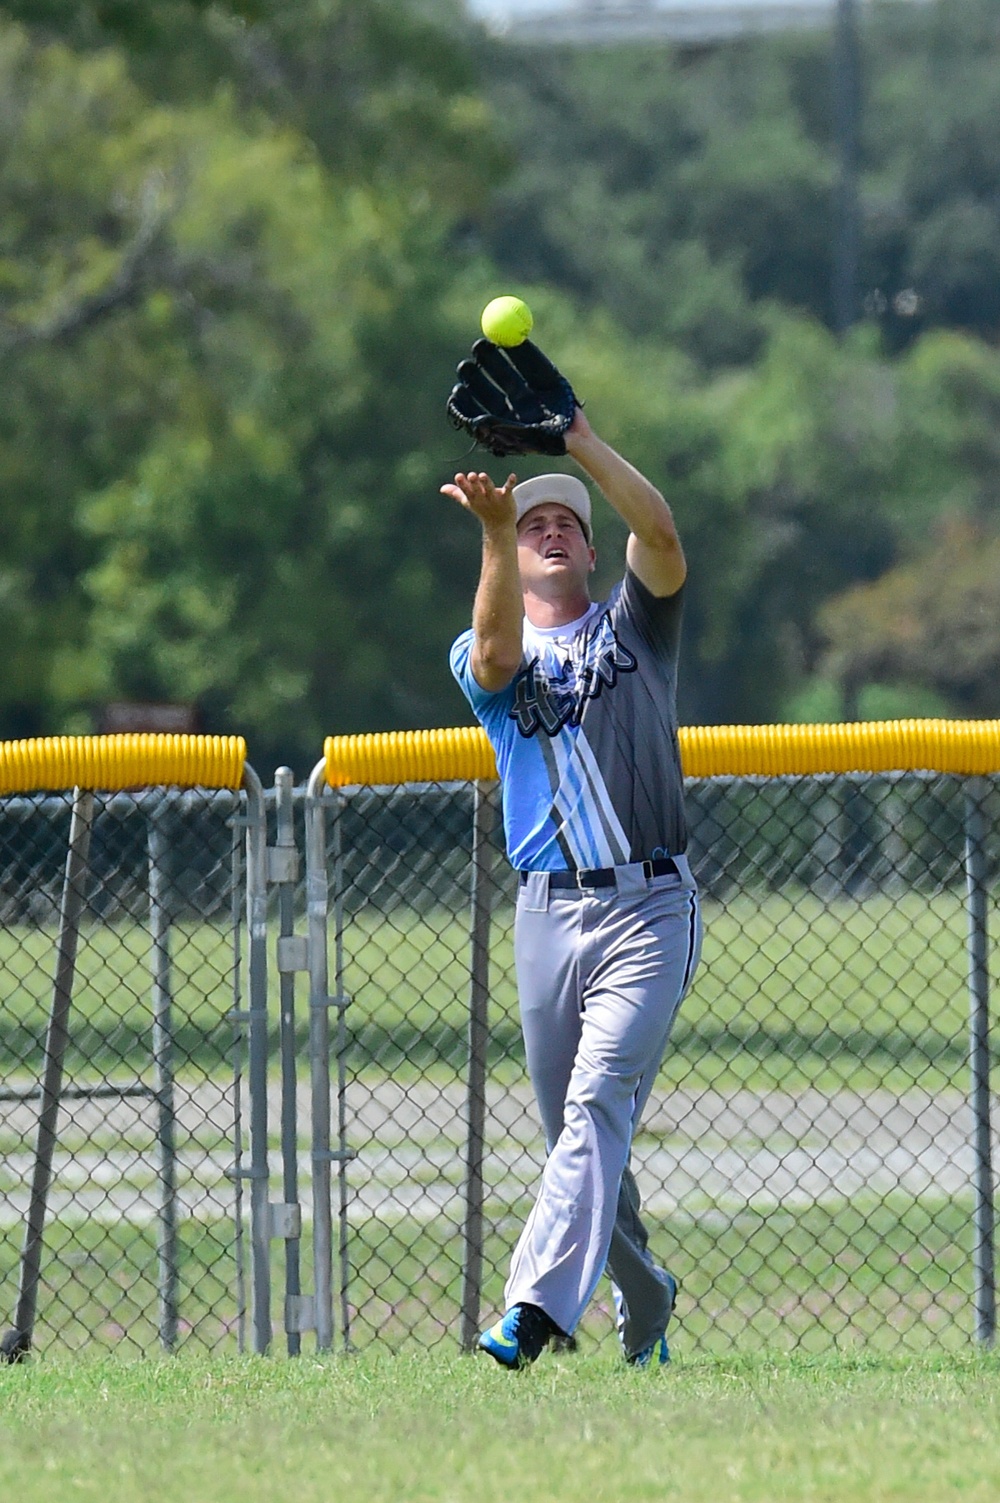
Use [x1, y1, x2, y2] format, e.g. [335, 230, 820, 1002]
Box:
[2, 1079, 996, 1227]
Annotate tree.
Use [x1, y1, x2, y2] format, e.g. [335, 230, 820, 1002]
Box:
[0, 15, 507, 771]
[672, 314, 902, 723]
[477, 0, 1000, 354]
[864, 0, 1000, 345]
[5, 0, 1000, 767]
[820, 518, 1000, 717]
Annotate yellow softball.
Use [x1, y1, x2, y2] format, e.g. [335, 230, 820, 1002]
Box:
[480, 295, 533, 347]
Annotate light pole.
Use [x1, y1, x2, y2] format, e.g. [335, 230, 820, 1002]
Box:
[831, 0, 861, 334]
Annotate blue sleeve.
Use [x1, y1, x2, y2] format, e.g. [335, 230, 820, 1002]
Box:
[449, 630, 519, 744]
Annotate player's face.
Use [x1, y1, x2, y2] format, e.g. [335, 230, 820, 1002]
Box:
[516, 504, 595, 593]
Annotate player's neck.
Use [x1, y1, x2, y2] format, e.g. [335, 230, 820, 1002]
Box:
[523, 587, 592, 630]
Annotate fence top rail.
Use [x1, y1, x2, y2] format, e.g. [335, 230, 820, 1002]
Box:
[0, 734, 246, 796]
[322, 719, 1000, 788]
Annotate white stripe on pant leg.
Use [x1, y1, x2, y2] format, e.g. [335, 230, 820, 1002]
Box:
[679, 889, 700, 998]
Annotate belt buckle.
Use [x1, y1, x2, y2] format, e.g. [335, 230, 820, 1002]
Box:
[576, 867, 598, 890]
[641, 859, 654, 880]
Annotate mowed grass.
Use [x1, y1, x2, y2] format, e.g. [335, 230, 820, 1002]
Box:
[337, 885, 998, 1095]
[0, 919, 237, 1075]
[0, 1193, 979, 1360]
[1, 885, 994, 1092]
[2, 1349, 1000, 1502]
[322, 1192, 981, 1357]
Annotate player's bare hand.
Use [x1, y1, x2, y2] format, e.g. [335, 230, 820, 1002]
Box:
[440, 471, 517, 532]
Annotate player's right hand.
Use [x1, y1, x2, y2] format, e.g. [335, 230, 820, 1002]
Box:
[440, 471, 518, 532]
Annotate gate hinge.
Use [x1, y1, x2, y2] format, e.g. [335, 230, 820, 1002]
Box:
[267, 846, 300, 885]
[277, 935, 310, 973]
[285, 1294, 316, 1333]
[268, 1202, 302, 1240]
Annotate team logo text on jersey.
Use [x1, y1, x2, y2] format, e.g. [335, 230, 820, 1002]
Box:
[510, 614, 638, 737]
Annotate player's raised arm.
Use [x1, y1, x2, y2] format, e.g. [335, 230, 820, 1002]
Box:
[565, 410, 686, 599]
[439, 470, 523, 691]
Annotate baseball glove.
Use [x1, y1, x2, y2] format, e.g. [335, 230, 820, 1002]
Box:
[446, 337, 580, 457]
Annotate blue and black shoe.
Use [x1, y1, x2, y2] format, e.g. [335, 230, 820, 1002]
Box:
[478, 1303, 558, 1369]
[628, 1333, 670, 1368]
[626, 1272, 678, 1368]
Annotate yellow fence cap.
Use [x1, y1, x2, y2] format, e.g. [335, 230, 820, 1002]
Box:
[323, 728, 497, 788]
[679, 719, 1000, 779]
[0, 734, 247, 796]
[321, 719, 1000, 787]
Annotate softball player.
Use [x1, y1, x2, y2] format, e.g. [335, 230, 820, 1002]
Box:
[442, 406, 700, 1368]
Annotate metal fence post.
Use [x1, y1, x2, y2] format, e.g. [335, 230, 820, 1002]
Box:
[461, 779, 497, 1351]
[964, 777, 996, 1348]
[306, 766, 334, 1351]
[3, 787, 94, 1362]
[229, 815, 248, 1354]
[242, 766, 272, 1355]
[274, 768, 303, 1356]
[332, 786, 353, 1351]
[148, 804, 179, 1353]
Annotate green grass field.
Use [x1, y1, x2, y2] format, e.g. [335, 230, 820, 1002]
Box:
[0, 1192, 980, 1360]
[325, 884, 997, 1095]
[0, 919, 238, 1076]
[336, 887, 994, 1095]
[302, 1191, 983, 1357]
[2, 885, 993, 1093]
[2, 1350, 1000, 1502]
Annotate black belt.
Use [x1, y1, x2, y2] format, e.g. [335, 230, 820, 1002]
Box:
[519, 857, 679, 890]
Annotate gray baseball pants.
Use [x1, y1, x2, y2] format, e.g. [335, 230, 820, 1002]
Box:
[505, 857, 701, 1355]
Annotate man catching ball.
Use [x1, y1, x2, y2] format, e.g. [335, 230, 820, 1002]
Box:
[443, 332, 701, 1368]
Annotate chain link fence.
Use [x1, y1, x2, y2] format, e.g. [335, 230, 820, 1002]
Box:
[0, 738, 272, 1360]
[2, 730, 997, 1360]
[302, 763, 998, 1358]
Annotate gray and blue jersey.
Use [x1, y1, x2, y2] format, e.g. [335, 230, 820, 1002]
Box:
[450, 568, 687, 871]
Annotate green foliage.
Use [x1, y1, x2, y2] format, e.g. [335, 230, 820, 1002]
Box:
[783, 677, 953, 724]
[865, 0, 1000, 342]
[0, 11, 503, 768]
[820, 519, 1000, 717]
[1, 0, 1000, 760]
[0, 0, 267, 101]
[482, 0, 1000, 353]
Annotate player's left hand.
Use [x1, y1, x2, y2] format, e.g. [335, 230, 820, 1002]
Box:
[446, 338, 580, 457]
[564, 406, 593, 448]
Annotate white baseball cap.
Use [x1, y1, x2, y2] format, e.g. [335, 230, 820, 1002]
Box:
[513, 474, 592, 541]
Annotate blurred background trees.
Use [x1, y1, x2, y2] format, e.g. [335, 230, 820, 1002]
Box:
[1, 0, 998, 772]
